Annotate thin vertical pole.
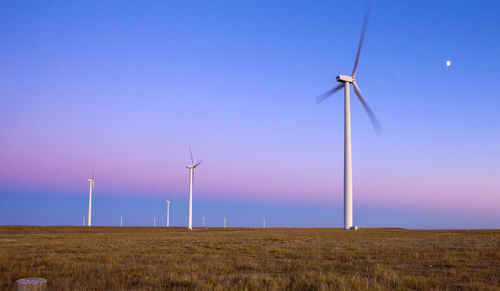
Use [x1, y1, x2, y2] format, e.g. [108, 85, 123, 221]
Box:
[188, 169, 193, 230]
[87, 179, 93, 227]
[166, 201, 170, 227]
[344, 82, 353, 230]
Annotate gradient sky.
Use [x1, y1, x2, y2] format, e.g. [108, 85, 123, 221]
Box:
[1, 0, 499, 228]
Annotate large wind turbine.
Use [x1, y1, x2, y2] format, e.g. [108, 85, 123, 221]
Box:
[317, 9, 382, 230]
[186, 147, 201, 231]
[87, 171, 95, 227]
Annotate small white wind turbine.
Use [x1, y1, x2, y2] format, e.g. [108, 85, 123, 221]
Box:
[224, 217, 226, 228]
[202, 216, 205, 228]
[186, 146, 201, 231]
[166, 200, 171, 227]
[316, 8, 382, 230]
[87, 170, 95, 227]
[263, 217, 266, 229]
[120, 216, 123, 227]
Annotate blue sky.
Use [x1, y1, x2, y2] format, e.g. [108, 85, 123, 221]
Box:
[1, 0, 499, 228]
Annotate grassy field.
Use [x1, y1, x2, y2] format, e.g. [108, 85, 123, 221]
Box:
[0, 226, 499, 290]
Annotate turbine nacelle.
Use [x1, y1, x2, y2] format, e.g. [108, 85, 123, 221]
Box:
[336, 75, 355, 83]
[186, 161, 202, 169]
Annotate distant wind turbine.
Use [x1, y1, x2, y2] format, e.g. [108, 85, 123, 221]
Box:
[120, 216, 123, 227]
[154, 216, 157, 227]
[202, 216, 205, 228]
[316, 8, 382, 230]
[186, 146, 201, 231]
[224, 217, 226, 229]
[87, 170, 95, 227]
[263, 217, 266, 229]
[166, 200, 171, 227]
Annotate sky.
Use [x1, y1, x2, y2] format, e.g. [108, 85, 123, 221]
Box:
[1, 0, 499, 229]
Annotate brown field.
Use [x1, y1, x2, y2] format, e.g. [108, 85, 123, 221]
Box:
[0, 226, 499, 290]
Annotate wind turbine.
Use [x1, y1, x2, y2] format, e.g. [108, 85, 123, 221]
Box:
[316, 9, 382, 230]
[186, 146, 201, 231]
[120, 216, 123, 227]
[202, 216, 205, 228]
[166, 200, 171, 227]
[87, 170, 95, 227]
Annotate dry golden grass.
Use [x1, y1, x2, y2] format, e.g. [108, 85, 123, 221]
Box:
[0, 226, 499, 290]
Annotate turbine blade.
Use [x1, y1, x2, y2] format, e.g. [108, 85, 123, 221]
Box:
[188, 145, 194, 165]
[352, 81, 383, 135]
[194, 161, 202, 168]
[352, 7, 370, 77]
[316, 84, 343, 104]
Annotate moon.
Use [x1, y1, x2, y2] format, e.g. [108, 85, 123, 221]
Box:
[446, 60, 451, 67]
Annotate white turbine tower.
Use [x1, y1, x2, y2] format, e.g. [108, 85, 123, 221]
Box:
[186, 146, 201, 231]
[316, 9, 382, 230]
[120, 216, 123, 227]
[263, 217, 266, 229]
[202, 217, 205, 228]
[87, 171, 95, 227]
[166, 200, 171, 227]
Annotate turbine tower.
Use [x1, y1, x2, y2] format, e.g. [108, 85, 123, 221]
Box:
[120, 216, 123, 227]
[186, 146, 201, 231]
[87, 171, 95, 227]
[316, 8, 382, 230]
[166, 200, 171, 227]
